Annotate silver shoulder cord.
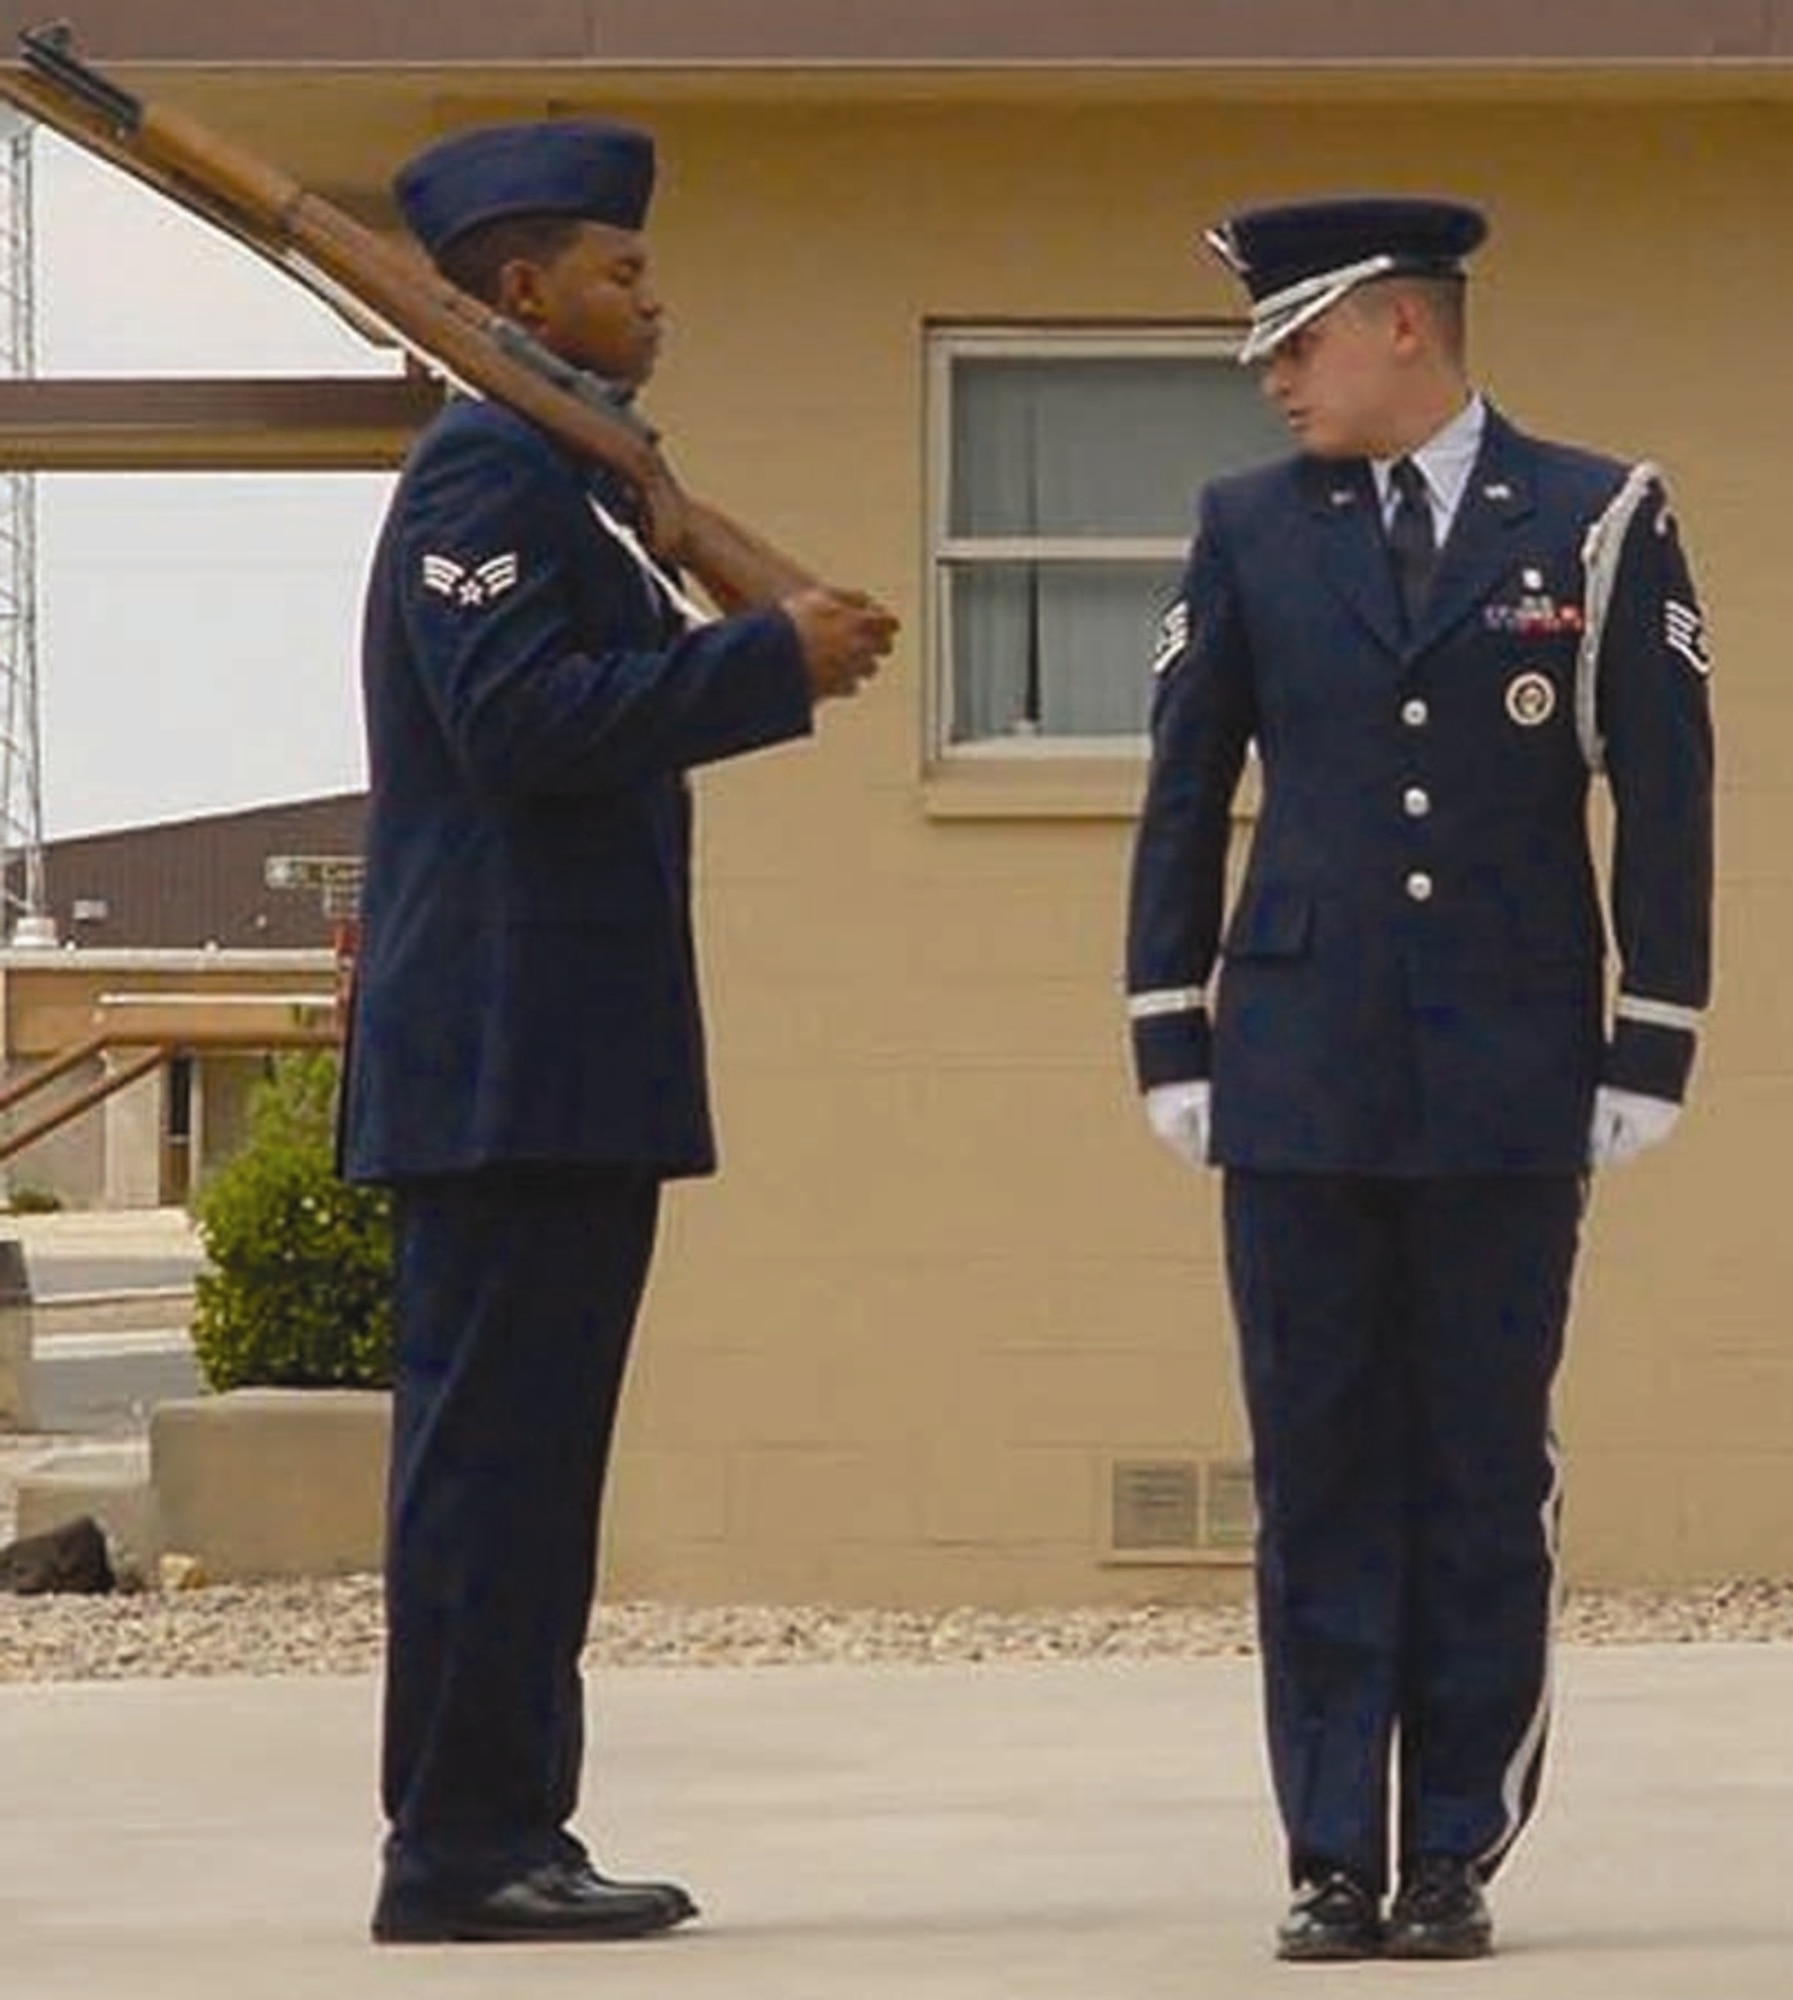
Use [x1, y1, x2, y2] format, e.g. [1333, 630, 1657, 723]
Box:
[1575, 460, 1661, 774]
[586, 497, 717, 634]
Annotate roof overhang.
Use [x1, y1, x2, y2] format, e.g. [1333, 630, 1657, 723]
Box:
[1, 5, 1789, 219]
[0, 376, 440, 471]
[4, 1, 1793, 68]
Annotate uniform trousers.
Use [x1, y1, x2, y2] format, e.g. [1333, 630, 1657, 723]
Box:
[1222, 1170, 1582, 1896]
[379, 1163, 661, 1892]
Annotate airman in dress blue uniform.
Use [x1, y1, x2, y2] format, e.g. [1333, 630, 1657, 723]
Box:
[339, 119, 894, 1945]
[1125, 198, 1713, 1961]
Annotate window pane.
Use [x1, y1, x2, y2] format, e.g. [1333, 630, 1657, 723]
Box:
[950, 353, 1284, 539]
[950, 559, 1183, 742]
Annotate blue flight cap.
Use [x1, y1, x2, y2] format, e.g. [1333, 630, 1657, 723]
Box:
[1205, 197, 1487, 364]
[394, 118, 656, 259]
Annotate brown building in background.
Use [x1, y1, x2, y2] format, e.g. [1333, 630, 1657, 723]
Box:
[39, 793, 366, 950]
[0, 2, 1787, 1603]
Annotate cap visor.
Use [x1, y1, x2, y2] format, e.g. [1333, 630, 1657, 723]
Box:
[1238, 280, 1355, 364]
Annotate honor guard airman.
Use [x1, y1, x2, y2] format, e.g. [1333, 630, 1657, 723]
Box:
[340, 118, 892, 1945]
[1124, 197, 1713, 1961]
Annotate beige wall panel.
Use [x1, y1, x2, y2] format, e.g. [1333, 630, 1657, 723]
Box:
[628, 1245, 1237, 1428]
[604, 1446, 733, 1548]
[1564, 1445, 1793, 1587]
[832, 1541, 1252, 1613]
[1670, 1453, 1793, 1580]
[607, 1530, 1253, 1613]
[915, 1442, 1099, 1548]
[619, 1324, 950, 1450]
[672, 1069, 1190, 1263]
[728, 1445, 923, 1547]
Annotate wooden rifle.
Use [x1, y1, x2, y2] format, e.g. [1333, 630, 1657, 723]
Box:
[0, 20, 823, 610]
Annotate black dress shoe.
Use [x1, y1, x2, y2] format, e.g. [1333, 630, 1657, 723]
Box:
[561, 1856, 699, 1924]
[1384, 1855, 1494, 1960]
[1275, 1870, 1383, 1962]
[371, 1856, 699, 1944]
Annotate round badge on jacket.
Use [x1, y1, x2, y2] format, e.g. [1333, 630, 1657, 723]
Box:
[1505, 670, 1556, 727]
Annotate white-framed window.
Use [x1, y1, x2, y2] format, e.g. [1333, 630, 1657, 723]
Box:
[925, 324, 1285, 759]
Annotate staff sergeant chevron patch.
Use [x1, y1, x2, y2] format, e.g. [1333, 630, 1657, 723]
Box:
[1665, 598, 1711, 676]
[1151, 599, 1191, 678]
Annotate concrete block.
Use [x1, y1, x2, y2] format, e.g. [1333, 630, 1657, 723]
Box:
[151, 1388, 390, 1582]
[0, 1239, 35, 1432]
[13, 1441, 158, 1580]
[28, 1287, 194, 1340]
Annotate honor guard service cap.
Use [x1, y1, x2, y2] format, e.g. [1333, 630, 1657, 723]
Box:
[395, 118, 656, 259]
[1206, 196, 1487, 364]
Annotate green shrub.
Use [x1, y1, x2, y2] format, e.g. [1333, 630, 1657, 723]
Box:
[190, 1052, 394, 1391]
[5, 1182, 63, 1214]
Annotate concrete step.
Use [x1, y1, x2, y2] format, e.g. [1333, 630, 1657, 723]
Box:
[29, 1286, 195, 1340]
[11, 1394, 391, 1587]
[152, 1390, 389, 1581]
[11, 1439, 158, 1581]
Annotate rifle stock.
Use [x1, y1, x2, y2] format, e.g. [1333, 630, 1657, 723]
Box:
[0, 23, 822, 605]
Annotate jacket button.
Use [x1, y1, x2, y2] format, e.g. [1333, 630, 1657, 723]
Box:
[1405, 871, 1435, 902]
[1403, 786, 1431, 818]
[1402, 698, 1430, 727]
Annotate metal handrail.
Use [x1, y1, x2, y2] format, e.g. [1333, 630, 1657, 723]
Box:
[0, 1043, 165, 1164]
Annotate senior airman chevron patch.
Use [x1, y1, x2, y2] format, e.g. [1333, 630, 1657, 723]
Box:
[421, 551, 520, 608]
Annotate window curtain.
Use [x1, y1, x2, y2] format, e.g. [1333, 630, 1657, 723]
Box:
[949, 356, 1282, 741]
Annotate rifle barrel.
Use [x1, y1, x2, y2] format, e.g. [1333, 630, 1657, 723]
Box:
[20, 21, 141, 132]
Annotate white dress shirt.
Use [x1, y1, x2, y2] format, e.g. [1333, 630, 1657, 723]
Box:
[1371, 394, 1487, 544]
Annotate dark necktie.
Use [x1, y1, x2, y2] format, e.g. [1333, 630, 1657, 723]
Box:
[1386, 456, 1437, 631]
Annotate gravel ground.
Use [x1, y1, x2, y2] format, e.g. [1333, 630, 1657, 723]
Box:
[2, 1574, 1792, 1686]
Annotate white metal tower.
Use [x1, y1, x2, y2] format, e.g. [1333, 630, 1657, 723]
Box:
[0, 112, 48, 946]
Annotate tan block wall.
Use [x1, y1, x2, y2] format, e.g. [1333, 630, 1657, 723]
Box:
[569, 87, 1793, 1602]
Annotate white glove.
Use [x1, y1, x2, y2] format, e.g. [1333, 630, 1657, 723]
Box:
[1588, 1086, 1681, 1167]
[1145, 1080, 1212, 1168]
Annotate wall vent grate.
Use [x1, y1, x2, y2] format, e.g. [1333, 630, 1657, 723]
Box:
[1109, 1458, 1201, 1554]
[1103, 1455, 1257, 1565]
[1204, 1459, 1257, 1551]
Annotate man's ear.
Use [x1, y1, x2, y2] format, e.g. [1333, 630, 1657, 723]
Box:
[1387, 288, 1429, 359]
[495, 258, 548, 329]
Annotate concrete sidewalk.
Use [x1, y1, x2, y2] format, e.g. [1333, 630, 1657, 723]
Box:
[1, 1644, 1790, 1999]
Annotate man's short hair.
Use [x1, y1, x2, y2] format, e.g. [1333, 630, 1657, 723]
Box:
[1360, 273, 1469, 362]
[434, 213, 586, 306]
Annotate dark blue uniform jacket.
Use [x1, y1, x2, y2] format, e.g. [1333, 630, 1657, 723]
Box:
[341, 398, 813, 1183]
[1127, 410, 1714, 1175]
